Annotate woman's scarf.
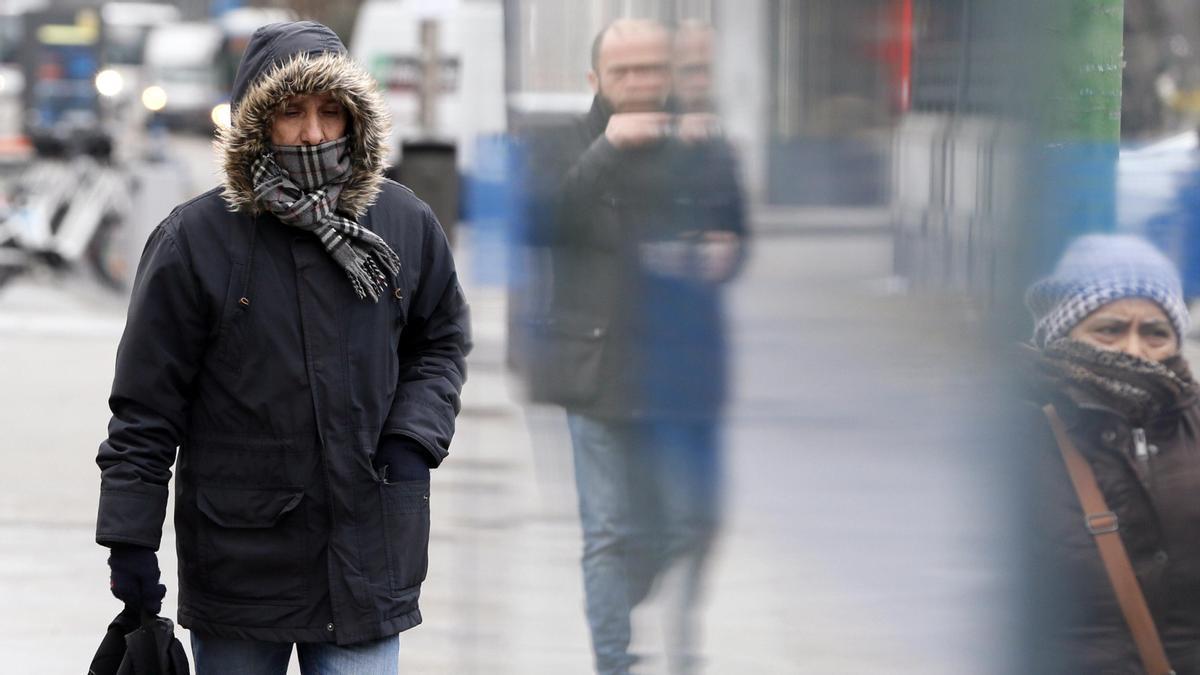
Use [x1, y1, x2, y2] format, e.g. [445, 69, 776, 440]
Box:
[251, 137, 400, 302]
[1033, 338, 1197, 425]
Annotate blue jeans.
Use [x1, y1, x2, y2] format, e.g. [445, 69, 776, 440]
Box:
[567, 414, 721, 675]
[190, 633, 399, 675]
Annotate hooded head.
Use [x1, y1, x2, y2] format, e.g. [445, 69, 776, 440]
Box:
[1025, 234, 1190, 350]
[217, 21, 391, 217]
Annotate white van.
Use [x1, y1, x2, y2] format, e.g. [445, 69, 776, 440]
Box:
[349, 0, 505, 170]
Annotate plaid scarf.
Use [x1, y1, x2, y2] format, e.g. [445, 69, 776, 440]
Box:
[251, 137, 400, 302]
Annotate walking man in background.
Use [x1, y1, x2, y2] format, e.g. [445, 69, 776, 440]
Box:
[517, 18, 746, 674]
[95, 21, 469, 674]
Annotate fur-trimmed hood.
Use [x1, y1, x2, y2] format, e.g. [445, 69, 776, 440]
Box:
[216, 21, 391, 217]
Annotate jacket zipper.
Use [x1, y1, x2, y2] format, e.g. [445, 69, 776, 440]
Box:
[1132, 427, 1153, 486]
[1133, 427, 1149, 460]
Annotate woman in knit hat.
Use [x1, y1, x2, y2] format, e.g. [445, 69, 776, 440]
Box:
[1022, 234, 1200, 673]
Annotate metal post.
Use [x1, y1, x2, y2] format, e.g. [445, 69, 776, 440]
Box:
[419, 19, 439, 137]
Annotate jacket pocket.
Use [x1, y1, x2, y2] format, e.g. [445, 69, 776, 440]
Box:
[526, 313, 608, 406]
[379, 479, 430, 595]
[213, 261, 249, 372]
[195, 485, 308, 602]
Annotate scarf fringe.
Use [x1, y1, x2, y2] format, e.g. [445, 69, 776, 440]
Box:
[344, 247, 401, 302]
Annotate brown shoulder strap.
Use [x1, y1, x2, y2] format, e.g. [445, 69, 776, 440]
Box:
[1043, 404, 1175, 675]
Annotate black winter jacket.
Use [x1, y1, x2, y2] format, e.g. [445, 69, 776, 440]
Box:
[95, 22, 470, 645]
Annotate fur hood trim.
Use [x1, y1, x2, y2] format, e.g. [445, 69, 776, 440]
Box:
[216, 51, 391, 217]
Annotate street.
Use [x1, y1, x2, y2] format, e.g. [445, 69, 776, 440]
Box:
[0, 131, 1018, 674]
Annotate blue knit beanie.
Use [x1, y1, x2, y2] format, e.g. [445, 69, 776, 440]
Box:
[1025, 234, 1189, 348]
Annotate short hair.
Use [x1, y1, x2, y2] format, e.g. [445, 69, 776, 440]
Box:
[589, 18, 669, 72]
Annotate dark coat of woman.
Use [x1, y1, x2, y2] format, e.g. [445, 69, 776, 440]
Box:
[1023, 340, 1200, 673]
[94, 23, 470, 645]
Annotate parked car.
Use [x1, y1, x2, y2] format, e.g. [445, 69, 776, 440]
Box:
[98, 2, 181, 113]
[140, 21, 223, 132]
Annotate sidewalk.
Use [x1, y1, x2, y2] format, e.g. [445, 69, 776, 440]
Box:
[0, 217, 1011, 674]
[750, 204, 891, 236]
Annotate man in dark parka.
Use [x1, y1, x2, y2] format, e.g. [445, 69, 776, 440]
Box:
[94, 21, 469, 673]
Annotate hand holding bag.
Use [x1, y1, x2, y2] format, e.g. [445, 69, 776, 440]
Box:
[88, 604, 190, 675]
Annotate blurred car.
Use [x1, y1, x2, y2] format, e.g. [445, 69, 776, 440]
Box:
[98, 2, 181, 121]
[103, 1, 181, 67]
[0, 0, 45, 159]
[140, 21, 222, 132]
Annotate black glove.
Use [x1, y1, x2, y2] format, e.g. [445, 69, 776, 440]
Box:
[375, 435, 433, 482]
[107, 545, 166, 615]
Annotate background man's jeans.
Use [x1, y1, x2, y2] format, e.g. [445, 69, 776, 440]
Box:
[190, 633, 399, 675]
[567, 414, 722, 675]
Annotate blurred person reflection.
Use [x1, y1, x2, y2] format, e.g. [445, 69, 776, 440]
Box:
[1021, 235, 1200, 673]
[671, 19, 715, 114]
[516, 18, 745, 675]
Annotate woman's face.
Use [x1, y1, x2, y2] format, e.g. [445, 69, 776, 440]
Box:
[270, 92, 348, 146]
[1068, 298, 1178, 362]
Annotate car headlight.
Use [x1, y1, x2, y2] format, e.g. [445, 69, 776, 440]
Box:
[95, 69, 123, 97]
[211, 102, 231, 129]
[141, 86, 167, 112]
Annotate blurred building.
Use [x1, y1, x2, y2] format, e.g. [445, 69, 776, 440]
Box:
[1124, 0, 1200, 141]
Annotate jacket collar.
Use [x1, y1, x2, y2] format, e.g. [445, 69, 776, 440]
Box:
[585, 96, 614, 140]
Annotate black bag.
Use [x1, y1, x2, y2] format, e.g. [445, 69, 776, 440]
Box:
[89, 605, 190, 675]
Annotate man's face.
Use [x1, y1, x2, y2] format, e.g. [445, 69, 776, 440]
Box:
[673, 30, 714, 113]
[589, 29, 672, 114]
[270, 92, 349, 146]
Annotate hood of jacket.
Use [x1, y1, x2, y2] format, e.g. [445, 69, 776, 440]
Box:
[216, 21, 391, 217]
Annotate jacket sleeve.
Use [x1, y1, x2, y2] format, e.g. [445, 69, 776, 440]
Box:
[518, 130, 621, 247]
[383, 206, 471, 467]
[711, 139, 750, 282]
[96, 220, 208, 550]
